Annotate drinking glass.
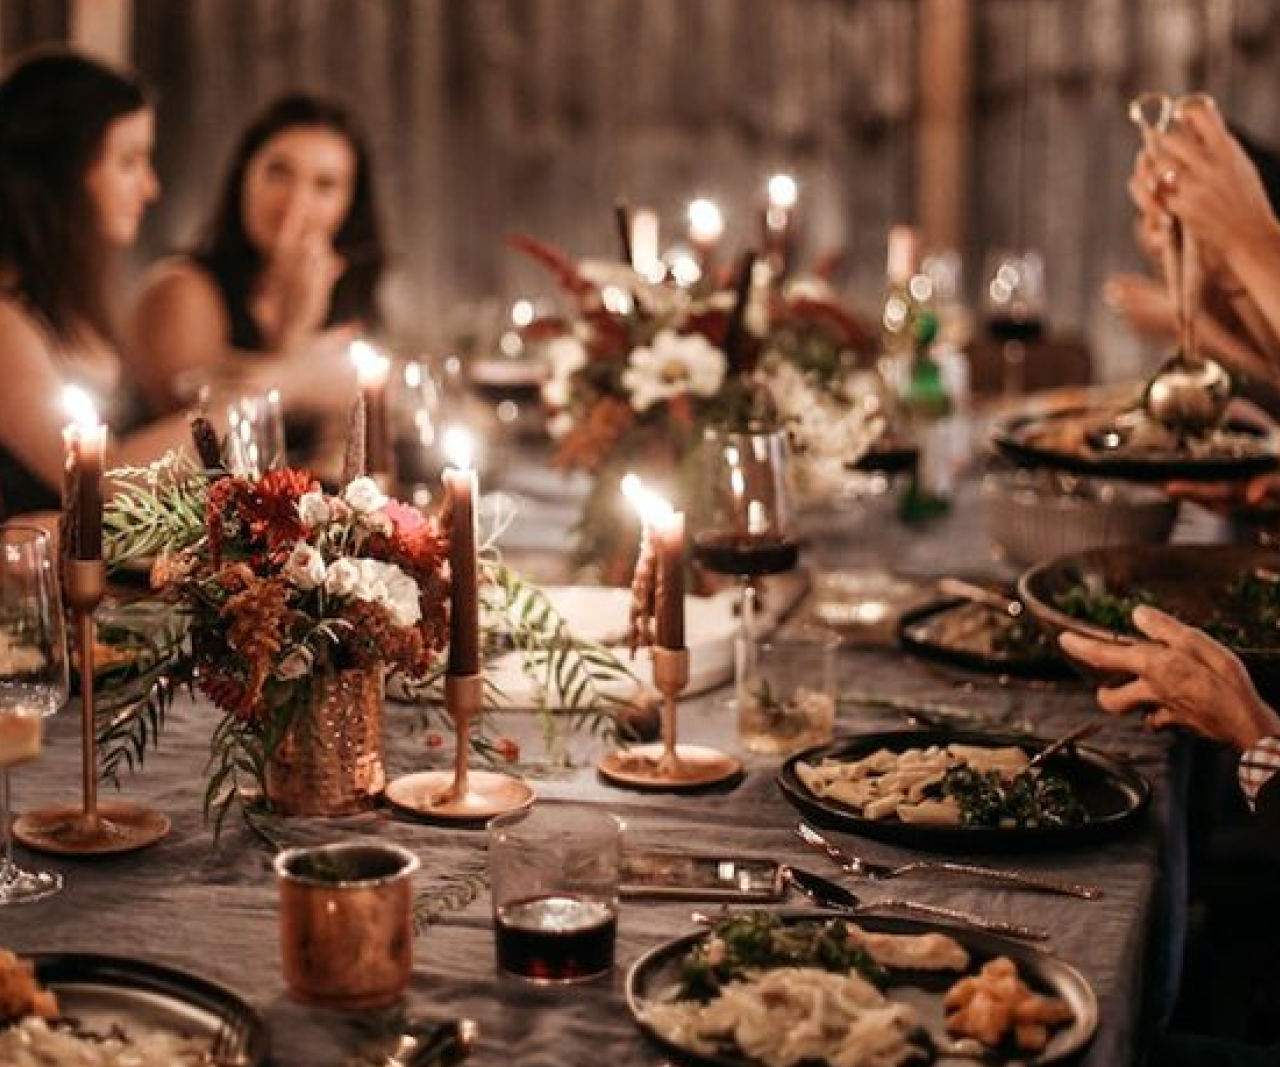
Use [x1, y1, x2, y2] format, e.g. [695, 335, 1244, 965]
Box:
[692, 426, 798, 709]
[983, 250, 1046, 398]
[489, 806, 622, 983]
[225, 390, 287, 478]
[739, 636, 837, 755]
[0, 526, 69, 904]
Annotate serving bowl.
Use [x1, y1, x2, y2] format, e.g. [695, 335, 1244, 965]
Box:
[983, 469, 1178, 567]
[1018, 544, 1280, 699]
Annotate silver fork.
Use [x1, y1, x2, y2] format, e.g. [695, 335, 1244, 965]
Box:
[210, 1011, 249, 1067]
[796, 822, 1103, 900]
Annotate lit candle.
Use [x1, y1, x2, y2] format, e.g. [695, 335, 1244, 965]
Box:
[631, 208, 662, 281]
[686, 198, 724, 272]
[350, 340, 392, 479]
[764, 173, 798, 275]
[443, 427, 481, 676]
[61, 386, 105, 561]
[623, 475, 685, 652]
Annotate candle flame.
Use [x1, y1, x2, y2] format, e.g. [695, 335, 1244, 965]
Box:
[767, 173, 798, 209]
[349, 340, 390, 384]
[687, 198, 724, 242]
[621, 473, 674, 527]
[443, 426, 473, 470]
[61, 385, 100, 428]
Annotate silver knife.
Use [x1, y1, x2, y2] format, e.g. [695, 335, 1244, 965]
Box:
[784, 865, 1050, 941]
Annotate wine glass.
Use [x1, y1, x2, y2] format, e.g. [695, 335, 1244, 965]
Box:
[0, 526, 69, 904]
[983, 250, 1046, 398]
[224, 390, 287, 478]
[692, 426, 798, 711]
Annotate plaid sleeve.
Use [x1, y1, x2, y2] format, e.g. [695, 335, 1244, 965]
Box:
[1238, 735, 1280, 811]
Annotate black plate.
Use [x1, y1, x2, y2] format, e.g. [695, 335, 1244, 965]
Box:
[992, 406, 1279, 483]
[26, 953, 268, 1065]
[777, 730, 1150, 853]
[627, 913, 1098, 1066]
[897, 598, 1073, 681]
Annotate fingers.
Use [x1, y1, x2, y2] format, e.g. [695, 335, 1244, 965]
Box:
[1058, 631, 1140, 672]
[1129, 605, 1196, 647]
[1096, 677, 1158, 715]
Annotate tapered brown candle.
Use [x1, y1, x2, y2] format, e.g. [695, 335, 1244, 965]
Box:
[350, 340, 392, 479]
[653, 509, 685, 651]
[443, 428, 481, 676]
[61, 386, 105, 561]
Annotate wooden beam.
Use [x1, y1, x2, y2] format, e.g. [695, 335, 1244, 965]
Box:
[70, 0, 133, 66]
[915, 0, 973, 252]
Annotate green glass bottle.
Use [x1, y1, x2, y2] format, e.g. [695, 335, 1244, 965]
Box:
[899, 308, 953, 522]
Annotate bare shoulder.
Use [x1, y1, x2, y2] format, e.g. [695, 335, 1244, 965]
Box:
[0, 297, 59, 366]
[134, 256, 226, 321]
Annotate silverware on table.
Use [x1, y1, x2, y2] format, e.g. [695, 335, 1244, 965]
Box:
[1027, 721, 1105, 770]
[782, 864, 1050, 941]
[379, 1019, 479, 1067]
[937, 577, 1024, 618]
[796, 822, 1103, 900]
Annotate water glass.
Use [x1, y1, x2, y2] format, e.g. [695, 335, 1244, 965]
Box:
[0, 525, 69, 905]
[983, 250, 1046, 397]
[739, 636, 837, 756]
[225, 390, 287, 478]
[489, 806, 622, 983]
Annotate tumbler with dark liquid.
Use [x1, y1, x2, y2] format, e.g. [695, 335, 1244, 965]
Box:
[489, 807, 622, 984]
[693, 531, 800, 578]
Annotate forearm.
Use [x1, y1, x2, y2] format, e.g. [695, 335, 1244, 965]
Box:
[1225, 220, 1280, 352]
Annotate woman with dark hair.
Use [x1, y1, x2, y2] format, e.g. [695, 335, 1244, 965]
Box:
[0, 48, 192, 521]
[128, 92, 386, 417]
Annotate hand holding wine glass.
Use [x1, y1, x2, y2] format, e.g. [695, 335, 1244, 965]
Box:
[0, 526, 69, 905]
[983, 250, 1046, 398]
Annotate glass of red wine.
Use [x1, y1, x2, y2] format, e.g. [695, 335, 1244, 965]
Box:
[983, 250, 1046, 398]
[489, 806, 622, 984]
[693, 426, 799, 711]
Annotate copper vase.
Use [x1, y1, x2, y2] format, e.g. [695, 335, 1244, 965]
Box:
[265, 667, 386, 816]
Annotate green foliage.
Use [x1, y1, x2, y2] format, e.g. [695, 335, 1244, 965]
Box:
[103, 454, 210, 567]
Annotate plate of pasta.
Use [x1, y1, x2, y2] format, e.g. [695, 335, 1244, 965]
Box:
[628, 911, 1097, 1066]
[777, 730, 1149, 852]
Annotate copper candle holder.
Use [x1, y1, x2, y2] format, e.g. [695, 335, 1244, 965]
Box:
[14, 559, 170, 856]
[598, 647, 742, 791]
[385, 672, 533, 823]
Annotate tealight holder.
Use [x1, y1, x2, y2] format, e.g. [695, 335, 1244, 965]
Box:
[598, 647, 742, 791]
[385, 673, 534, 823]
[14, 559, 170, 855]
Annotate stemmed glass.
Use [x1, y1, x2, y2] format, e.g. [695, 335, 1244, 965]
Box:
[983, 250, 1046, 398]
[0, 526, 69, 904]
[692, 426, 799, 710]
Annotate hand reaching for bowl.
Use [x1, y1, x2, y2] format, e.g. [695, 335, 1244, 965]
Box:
[1163, 471, 1280, 516]
[1059, 605, 1280, 753]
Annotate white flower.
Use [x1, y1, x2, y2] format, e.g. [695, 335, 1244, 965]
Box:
[297, 489, 331, 528]
[541, 375, 570, 409]
[348, 558, 422, 627]
[546, 335, 588, 380]
[547, 412, 575, 440]
[343, 477, 387, 515]
[621, 330, 727, 413]
[325, 558, 361, 598]
[283, 543, 326, 591]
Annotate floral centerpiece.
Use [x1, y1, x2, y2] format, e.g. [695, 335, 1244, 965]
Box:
[511, 235, 886, 578]
[103, 449, 630, 825]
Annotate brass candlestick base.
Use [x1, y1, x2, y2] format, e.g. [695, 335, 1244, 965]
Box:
[385, 673, 533, 823]
[14, 559, 169, 856]
[598, 647, 742, 792]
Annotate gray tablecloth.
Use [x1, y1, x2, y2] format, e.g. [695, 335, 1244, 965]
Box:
[0, 477, 1176, 1067]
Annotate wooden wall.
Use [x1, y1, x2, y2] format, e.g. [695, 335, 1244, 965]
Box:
[4, 0, 1280, 379]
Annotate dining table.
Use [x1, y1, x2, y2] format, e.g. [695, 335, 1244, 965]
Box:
[1, 456, 1186, 1067]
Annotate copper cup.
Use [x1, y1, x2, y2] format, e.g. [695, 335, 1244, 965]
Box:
[275, 841, 419, 1009]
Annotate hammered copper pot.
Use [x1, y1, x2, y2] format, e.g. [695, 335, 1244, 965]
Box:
[275, 841, 419, 1009]
[265, 667, 386, 816]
